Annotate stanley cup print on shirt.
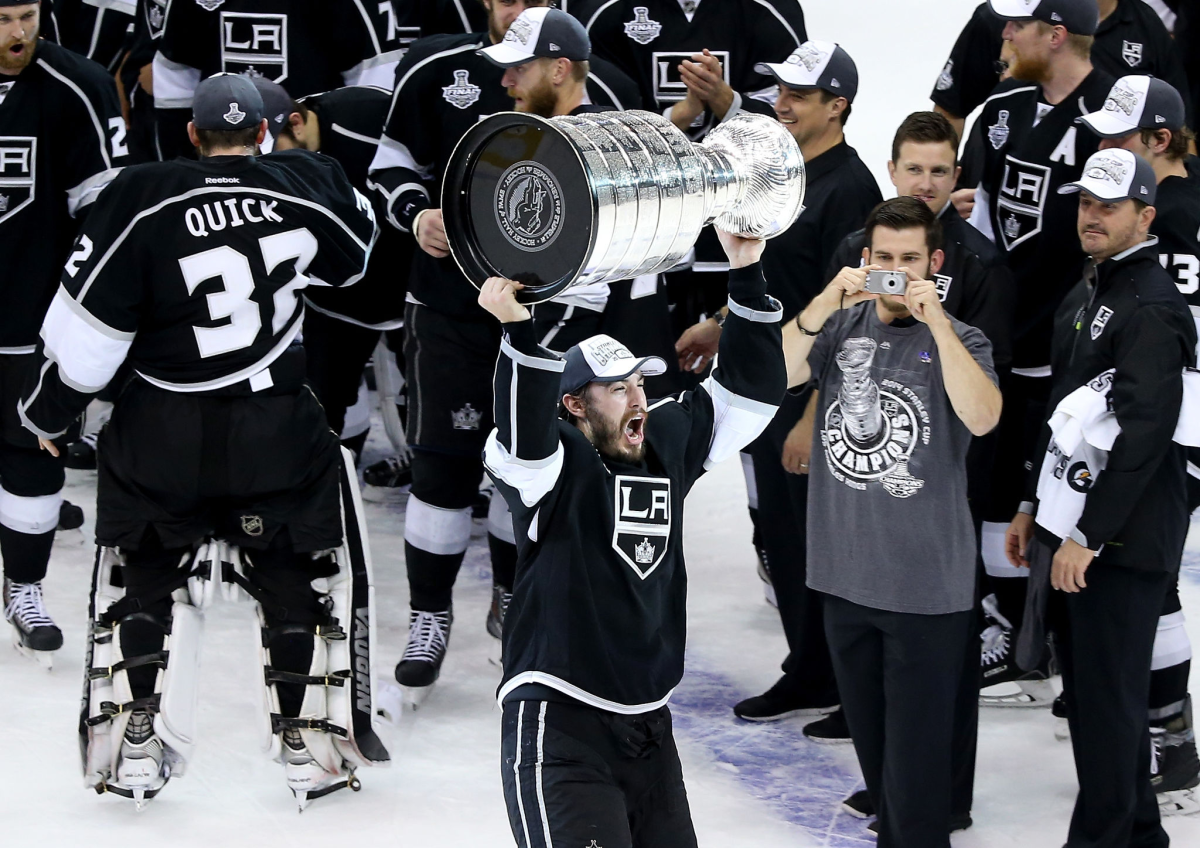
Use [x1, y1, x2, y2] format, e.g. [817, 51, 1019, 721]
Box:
[821, 338, 931, 498]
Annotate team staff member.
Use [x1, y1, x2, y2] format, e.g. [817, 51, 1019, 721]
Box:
[1077, 73, 1200, 812]
[479, 8, 612, 354]
[788, 198, 1002, 848]
[367, 0, 640, 700]
[963, 0, 1113, 701]
[677, 42, 882, 731]
[480, 227, 784, 848]
[1007, 148, 1195, 848]
[932, 0, 1190, 142]
[0, 0, 126, 666]
[260, 80, 411, 460]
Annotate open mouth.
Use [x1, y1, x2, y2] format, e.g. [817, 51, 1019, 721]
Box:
[623, 414, 645, 446]
[8, 42, 24, 58]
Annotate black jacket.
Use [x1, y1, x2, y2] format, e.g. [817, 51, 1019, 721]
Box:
[1030, 237, 1197, 570]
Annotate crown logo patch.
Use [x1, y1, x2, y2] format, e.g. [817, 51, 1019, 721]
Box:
[451, 403, 482, 430]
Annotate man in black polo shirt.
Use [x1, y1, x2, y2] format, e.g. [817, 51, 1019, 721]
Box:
[677, 42, 883, 728]
[1007, 147, 1195, 848]
[932, 0, 1190, 141]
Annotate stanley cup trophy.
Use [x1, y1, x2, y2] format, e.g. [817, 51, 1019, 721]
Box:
[442, 109, 806, 303]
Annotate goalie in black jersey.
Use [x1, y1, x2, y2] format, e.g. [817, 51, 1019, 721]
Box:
[479, 230, 785, 848]
[18, 74, 389, 810]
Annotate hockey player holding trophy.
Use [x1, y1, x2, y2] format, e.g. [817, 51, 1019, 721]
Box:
[17, 74, 389, 810]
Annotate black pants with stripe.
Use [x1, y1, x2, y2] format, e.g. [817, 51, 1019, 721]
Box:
[501, 699, 698, 848]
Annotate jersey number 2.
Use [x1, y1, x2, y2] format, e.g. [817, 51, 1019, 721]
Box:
[177, 228, 317, 358]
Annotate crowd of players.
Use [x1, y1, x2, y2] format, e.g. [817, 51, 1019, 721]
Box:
[3, 0, 1200, 844]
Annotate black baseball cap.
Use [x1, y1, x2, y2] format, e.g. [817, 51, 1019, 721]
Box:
[192, 73, 264, 131]
[1058, 149, 1157, 204]
[988, 0, 1099, 35]
[1077, 75, 1187, 137]
[755, 41, 858, 103]
[479, 7, 590, 68]
[561, 334, 666, 397]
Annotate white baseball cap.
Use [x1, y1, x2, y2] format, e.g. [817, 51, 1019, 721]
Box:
[561, 335, 666, 395]
[1077, 75, 1187, 138]
[1058, 149, 1158, 204]
[754, 41, 858, 103]
[478, 7, 590, 68]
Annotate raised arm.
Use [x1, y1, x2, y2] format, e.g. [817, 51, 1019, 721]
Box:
[479, 278, 566, 509]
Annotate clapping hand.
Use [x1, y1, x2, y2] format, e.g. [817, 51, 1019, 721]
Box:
[679, 49, 735, 118]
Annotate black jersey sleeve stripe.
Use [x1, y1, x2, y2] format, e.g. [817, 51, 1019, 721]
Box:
[36, 58, 112, 169]
[66, 167, 123, 216]
[749, 0, 804, 46]
[584, 0, 620, 32]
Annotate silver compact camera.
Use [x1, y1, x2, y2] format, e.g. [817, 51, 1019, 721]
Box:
[864, 269, 908, 295]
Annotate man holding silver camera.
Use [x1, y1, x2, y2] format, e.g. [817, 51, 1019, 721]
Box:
[786, 196, 1002, 847]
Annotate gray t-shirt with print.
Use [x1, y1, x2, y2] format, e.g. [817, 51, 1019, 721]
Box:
[805, 303, 997, 615]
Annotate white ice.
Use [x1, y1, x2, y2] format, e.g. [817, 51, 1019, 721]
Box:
[5, 2, 1198, 844]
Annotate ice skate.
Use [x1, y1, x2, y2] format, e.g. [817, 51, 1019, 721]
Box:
[394, 608, 452, 707]
[1153, 696, 1200, 816]
[1052, 693, 1070, 741]
[486, 586, 511, 667]
[4, 578, 62, 669]
[114, 709, 169, 810]
[979, 595, 1054, 707]
[280, 728, 358, 812]
[362, 453, 412, 489]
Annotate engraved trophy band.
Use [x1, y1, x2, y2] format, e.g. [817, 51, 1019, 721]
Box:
[442, 110, 806, 303]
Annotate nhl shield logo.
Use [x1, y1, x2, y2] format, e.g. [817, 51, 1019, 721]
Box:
[443, 69, 481, 109]
[1090, 306, 1114, 340]
[987, 110, 1011, 150]
[240, 515, 264, 537]
[0, 136, 36, 225]
[624, 7, 662, 45]
[1122, 41, 1143, 68]
[221, 12, 288, 83]
[612, 476, 671, 579]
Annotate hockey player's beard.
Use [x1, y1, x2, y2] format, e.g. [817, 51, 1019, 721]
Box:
[582, 405, 647, 465]
[1006, 50, 1051, 84]
[509, 77, 558, 119]
[0, 28, 37, 73]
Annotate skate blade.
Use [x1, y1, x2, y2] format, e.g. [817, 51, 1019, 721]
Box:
[763, 582, 777, 609]
[295, 790, 309, 813]
[979, 678, 1055, 708]
[1159, 788, 1200, 816]
[1054, 717, 1070, 742]
[400, 684, 433, 710]
[12, 638, 54, 670]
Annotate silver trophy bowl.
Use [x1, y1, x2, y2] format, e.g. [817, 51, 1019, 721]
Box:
[443, 110, 805, 303]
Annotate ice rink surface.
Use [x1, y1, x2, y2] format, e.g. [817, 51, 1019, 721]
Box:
[4, 1, 1199, 845]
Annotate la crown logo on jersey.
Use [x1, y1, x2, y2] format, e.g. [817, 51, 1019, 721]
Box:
[0, 137, 35, 225]
[987, 110, 1011, 150]
[221, 12, 288, 83]
[443, 70, 481, 109]
[933, 274, 952, 301]
[451, 403, 482, 430]
[624, 7, 662, 45]
[612, 476, 671, 578]
[195, 0, 224, 9]
[223, 102, 245, 125]
[936, 59, 954, 92]
[1090, 306, 1115, 340]
[1122, 41, 1143, 68]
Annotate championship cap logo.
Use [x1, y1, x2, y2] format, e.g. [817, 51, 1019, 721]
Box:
[624, 7, 662, 45]
[1085, 156, 1127, 185]
[790, 42, 827, 72]
[223, 102, 246, 124]
[1103, 82, 1139, 116]
[504, 17, 534, 47]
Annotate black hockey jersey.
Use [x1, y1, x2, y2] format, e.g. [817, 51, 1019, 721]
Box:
[575, 0, 806, 137]
[968, 70, 1114, 370]
[1153, 162, 1200, 310]
[487, 263, 785, 713]
[44, 0, 135, 72]
[827, 208, 1016, 371]
[18, 150, 378, 438]
[298, 85, 410, 329]
[932, 0, 1191, 122]
[368, 32, 641, 319]
[0, 40, 127, 352]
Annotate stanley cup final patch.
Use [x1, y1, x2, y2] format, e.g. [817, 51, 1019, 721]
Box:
[612, 476, 671, 579]
[1090, 306, 1114, 340]
[988, 109, 1011, 150]
[624, 7, 662, 45]
[442, 69, 481, 109]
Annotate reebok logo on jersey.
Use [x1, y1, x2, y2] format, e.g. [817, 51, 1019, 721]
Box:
[204, 177, 241, 184]
[442, 70, 481, 109]
[624, 7, 662, 45]
[223, 102, 246, 124]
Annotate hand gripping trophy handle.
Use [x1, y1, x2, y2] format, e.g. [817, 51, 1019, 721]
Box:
[442, 110, 806, 303]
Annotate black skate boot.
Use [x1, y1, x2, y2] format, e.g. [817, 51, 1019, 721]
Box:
[58, 500, 85, 531]
[1153, 695, 1200, 816]
[3, 578, 63, 668]
[362, 453, 413, 489]
[395, 608, 452, 707]
[65, 430, 99, 470]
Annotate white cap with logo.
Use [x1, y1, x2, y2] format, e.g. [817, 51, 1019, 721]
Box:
[1077, 75, 1187, 138]
[560, 334, 667, 396]
[1057, 148, 1158, 204]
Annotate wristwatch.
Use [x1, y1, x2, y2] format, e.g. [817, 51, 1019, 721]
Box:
[713, 310, 727, 329]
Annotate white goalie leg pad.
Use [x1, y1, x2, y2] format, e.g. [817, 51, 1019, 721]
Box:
[373, 338, 411, 459]
[82, 547, 205, 796]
